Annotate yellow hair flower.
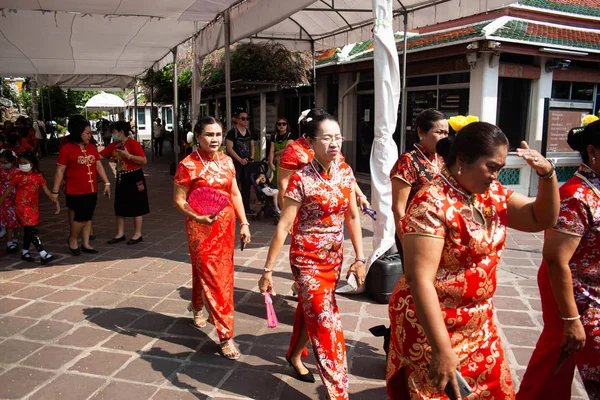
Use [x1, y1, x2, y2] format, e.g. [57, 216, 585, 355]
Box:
[448, 115, 479, 132]
[581, 114, 599, 127]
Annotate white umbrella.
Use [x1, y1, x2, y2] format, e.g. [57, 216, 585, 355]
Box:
[84, 92, 126, 112]
[338, 0, 400, 294]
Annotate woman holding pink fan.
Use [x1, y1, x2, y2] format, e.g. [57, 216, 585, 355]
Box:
[174, 116, 251, 360]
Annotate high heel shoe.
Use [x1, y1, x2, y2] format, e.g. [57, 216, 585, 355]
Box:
[286, 356, 316, 383]
[67, 240, 80, 256]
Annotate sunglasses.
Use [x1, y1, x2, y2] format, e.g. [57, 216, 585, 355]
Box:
[240, 117, 250, 121]
[277, 122, 287, 126]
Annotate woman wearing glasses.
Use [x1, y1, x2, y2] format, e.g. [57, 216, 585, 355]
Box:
[258, 111, 366, 400]
[268, 117, 293, 185]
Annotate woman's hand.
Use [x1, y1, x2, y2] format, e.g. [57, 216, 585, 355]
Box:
[258, 272, 275, 295]
[269, 163, 276, 173]
[562, 318, 586, 354]
[116, 148, 131, 160]
[240, 224, 251, 246]
[515, 141, 553, 176]
[428, 348, 461, 398]
[103, 184, 111, 199]
[357, 196, 371, 213]
[347, 261, 367, 286]
[194, 214, 217, 225]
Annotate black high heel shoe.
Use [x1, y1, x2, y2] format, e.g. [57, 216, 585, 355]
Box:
[68, 240, 80, 256]
[285, 356, 316, 383]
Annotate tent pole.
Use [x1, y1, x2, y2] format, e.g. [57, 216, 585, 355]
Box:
[48, 90, 53, 122]
[134, 81, 139, 141]
[224, 9, 232, 131]
[151, 81, 155, 163]
[40, 86, 45, 122]
[173, 46, 180, 165]
[399, 12, 408, 154]
[312, 40, 317, 107]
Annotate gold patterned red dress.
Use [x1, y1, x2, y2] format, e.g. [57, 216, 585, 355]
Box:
[389, 143, 444, 206]
[518, 163, 600, 400]
[174, 150, 237, 341]
[387, 168, 515, 400]
[285, 160, 356, 400]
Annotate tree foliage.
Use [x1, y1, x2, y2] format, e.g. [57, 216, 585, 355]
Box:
[36, 88, 103, 123]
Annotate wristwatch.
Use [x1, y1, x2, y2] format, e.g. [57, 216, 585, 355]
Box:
[537, 159, 556, 179]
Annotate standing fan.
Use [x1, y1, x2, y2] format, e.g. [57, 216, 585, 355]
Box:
[187, 187, 230, 216]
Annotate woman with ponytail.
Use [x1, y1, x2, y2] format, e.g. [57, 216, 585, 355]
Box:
[386, 120, 560, 399]
[519, 117, 600, 400]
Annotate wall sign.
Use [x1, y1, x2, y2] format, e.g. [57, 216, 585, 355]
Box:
[541, 99, 594, 157]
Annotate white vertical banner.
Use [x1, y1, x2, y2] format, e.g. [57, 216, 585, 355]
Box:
[368, 0, 400, 267]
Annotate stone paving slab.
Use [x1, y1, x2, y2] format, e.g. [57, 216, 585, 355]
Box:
[0, 150, 589, 399]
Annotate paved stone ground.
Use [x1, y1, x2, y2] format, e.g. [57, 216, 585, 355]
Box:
[0, 147, 589, 399]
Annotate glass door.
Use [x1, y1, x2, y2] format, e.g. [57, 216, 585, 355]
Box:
[355, 93, 375, 174]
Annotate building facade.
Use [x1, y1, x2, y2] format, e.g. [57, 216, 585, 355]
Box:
[315, 0, 600, 195]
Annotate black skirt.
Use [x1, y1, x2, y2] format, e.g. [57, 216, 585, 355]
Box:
[114, 168, 150, 217]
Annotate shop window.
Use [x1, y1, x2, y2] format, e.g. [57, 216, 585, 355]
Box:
[497, 78, 531, 151]
[439, 72, 470, 85]
[439, 89, 469, 118]
[407, 75, 437, 87]
[136, 108, 146, 129]
[572, 82, 594, 101]
[356, 93, 375, 173]
[551, 81, 570, 99]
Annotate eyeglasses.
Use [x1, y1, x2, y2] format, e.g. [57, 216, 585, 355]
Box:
[277, 122, 287, 126]
[319, 136, 345, 145]
[240, 117, 250, 121]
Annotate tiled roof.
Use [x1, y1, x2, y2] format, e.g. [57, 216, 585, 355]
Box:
[316, 22, 488, 66]
[492, 19, 600, 50]
[516, 0, 600, 18]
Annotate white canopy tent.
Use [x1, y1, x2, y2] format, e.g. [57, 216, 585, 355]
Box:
[84, 92, 126, 112]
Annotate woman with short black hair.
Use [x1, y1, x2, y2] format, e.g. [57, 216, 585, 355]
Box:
[100, 121, 149, 245]
[51, 115, 111, 255]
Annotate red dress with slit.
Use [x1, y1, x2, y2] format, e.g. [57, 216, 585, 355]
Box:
[518, 163, 600, 400]
[174, 150, 237, 341]
[285, 160, 355, 400]
[387, 168, 515, 399]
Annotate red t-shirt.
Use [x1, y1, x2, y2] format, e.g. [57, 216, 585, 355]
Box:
[100, 139, 145, 172]
[57, 142, 100, 195]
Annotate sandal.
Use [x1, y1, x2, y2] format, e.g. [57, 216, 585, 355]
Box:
[7, 242, 18, 254]
[187, 303, 207, 328]
[220, 339, 240, 360]
[21, 252, 35, 262]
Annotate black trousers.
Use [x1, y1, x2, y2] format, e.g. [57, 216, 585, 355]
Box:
[234, 162, 252, 212]
[23, 226, 45, 253]
[153, 137, 164, 156]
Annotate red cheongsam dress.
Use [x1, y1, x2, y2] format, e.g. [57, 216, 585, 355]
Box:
[0, 167, 19, 229]
[518, 163, 600, 400]
[387, 168, 515, 400]
[10, 171, 46, 227]
[174, 150, 237, 342]
[279, 136, 314, 173]
[284, 160, 356, 400]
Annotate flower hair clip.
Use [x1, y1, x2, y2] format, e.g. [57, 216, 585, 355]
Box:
[581, 114, 599, 127]
[298, 109, 312, 124]
[448, 115, 479, 132]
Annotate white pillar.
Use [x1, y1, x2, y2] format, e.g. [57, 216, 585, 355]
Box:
[468, 53, 500, 123]
[528, 57, 554, 196]
[260, 92, 267, 160]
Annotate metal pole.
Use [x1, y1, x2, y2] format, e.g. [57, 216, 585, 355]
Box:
[151, 81, 154, 163]
[133, 81, 139, 141]
[400, 12, 408, 154]
[48, 90, 53, 122]
[173, 46, 180, 165]
[224, 10, 232, 131]
[312, 40, 317, 107]
[40, 86, 45, 122]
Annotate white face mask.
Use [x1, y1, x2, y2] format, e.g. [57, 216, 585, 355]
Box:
[1, 163, 12, 170]
[18, 164, 32, 173]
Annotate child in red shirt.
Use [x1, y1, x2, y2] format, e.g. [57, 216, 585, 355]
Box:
[0, 150, 20, 252]
[0, 152, 60, 265]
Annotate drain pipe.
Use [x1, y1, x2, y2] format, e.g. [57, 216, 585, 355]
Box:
[338, 71, 360, 144]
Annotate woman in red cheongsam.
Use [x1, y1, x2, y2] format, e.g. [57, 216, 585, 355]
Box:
[259, 112, 366, 400]
[386, 122, 560, 400]
[173, 117, 251, 360]
[390, 108, 448, 257]
[518, 120, 600, 400]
